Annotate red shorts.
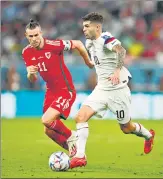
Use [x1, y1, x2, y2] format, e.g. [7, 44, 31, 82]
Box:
[43, 89, 76, 119]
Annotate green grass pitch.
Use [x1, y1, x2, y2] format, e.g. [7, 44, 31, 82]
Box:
[1, 118, 163, 178]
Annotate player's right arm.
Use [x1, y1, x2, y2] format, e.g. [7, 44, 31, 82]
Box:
[71, 40, 94, 69]
[26, 66, 38, 83]
[22, 48, 38, 83]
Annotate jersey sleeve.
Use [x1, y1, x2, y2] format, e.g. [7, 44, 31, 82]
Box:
[103, 33, 121, 51]
[45, 39, 72, 52]
[22, 49, 32, 67]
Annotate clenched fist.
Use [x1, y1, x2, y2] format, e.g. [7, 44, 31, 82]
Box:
[27, 65, 38, 74]
[108, 68, 120, 85]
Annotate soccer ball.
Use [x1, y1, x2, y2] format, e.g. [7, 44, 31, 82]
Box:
[49, 151, 70, 171]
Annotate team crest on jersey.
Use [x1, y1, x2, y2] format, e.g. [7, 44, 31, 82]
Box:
[45, 52, 51, 59]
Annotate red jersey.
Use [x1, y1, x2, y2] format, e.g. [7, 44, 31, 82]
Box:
[22, 39, 75, 92]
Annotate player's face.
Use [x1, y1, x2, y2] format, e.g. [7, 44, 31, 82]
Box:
[25, 27, 42, 48]
[83, 21, 97, 40]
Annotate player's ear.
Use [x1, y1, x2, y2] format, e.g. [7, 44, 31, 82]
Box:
[25, 32, 28, 38]
[39, 26, 43, 35]
[96, 24, 100, 30]
[40, 30, 43, 35]
[97, 24, 102, 31]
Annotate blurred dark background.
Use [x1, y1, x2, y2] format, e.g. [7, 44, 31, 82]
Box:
[1, 0, 163, 92]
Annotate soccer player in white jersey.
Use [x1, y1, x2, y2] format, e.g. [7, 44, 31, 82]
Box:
[70, 12, 155, 169]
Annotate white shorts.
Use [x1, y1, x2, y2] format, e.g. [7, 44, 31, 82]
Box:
[82, 86, 131, 124]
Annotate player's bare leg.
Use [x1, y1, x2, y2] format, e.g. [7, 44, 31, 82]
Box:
[42, 107, 78, 157]
[70, 105, 95, 169]
[119, 120, 155, 154]
[42, 107, 71, 138]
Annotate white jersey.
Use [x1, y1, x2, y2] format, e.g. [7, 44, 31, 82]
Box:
[86, 32, 132, 90]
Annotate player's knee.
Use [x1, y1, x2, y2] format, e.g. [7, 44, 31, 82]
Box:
[75, 113, 86, 123]
[120, 124, 131, 134]
[121, 128, 130, 134]
[41, 115, 51, 128]
[44, 127, 49, 135]
[41, 115, 46, 125]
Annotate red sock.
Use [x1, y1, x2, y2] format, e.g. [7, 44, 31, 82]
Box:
[46, 129, 68, 150]
[49, 119, 71, 139]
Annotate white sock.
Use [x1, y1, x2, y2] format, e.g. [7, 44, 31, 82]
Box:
[75, 122, 89, 158]
[133, 123, 152, 140]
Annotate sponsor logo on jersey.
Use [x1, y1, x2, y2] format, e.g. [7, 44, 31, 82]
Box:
[31, 57, 36, 60]
[45, 52, 51, 59]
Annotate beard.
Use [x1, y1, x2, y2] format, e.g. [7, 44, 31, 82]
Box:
[85, 34, 95, 40]
[85, 34, 91, 39]
[31, 40, 41, 48]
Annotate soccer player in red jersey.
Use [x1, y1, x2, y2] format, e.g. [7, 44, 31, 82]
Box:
[22, 19, 94, 157]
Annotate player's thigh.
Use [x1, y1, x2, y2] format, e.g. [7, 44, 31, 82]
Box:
[43, 90, 66, 122]
[42, 107, 60, 124]
[119, 119, 135, 132]
[82, 88, 108, 119]
[75, 105, 95, 123]
[108, 87, 131, 124]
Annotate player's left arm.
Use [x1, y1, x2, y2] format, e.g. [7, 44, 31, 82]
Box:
[104, 34, 126, 70]
[104, 35, 126, 85]
[108, 44, 126, 85]
[112, 44, 126, 69]
[71, 40, 94, 69]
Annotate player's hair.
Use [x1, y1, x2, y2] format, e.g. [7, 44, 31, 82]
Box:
[82, 12, 104, 24]
[25, 19, 40, 30]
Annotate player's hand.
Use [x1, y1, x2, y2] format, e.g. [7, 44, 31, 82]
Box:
[87, 61, 94, 69]
[27, 65, 38, 74]
[108, 68, 120, 85]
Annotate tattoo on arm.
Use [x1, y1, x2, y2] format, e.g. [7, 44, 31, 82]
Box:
[112, 44, 126, 69]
